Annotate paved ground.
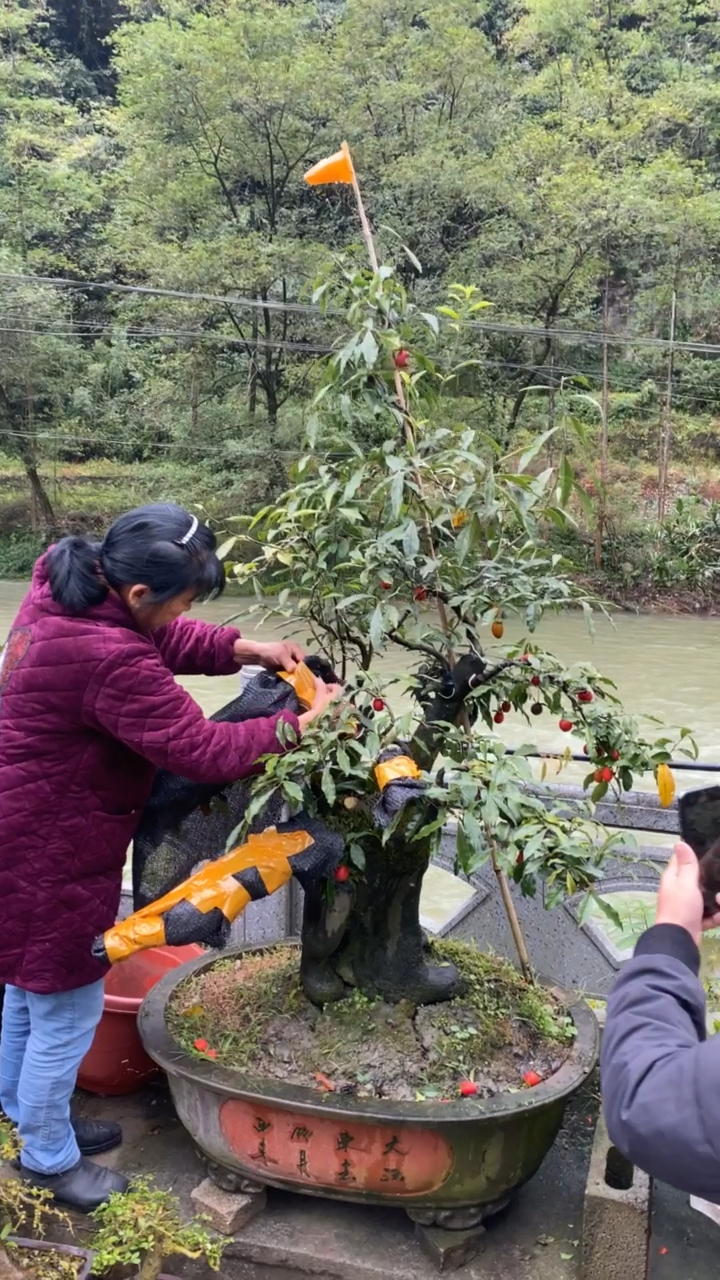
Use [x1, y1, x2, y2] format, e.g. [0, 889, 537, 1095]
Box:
[68, 1076, 717, 1280]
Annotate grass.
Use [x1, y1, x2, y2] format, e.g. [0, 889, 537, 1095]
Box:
[166, 940, 577, 1102]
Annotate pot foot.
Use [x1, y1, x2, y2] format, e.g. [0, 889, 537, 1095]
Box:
[414, 1222, 486, 1273]
[407, 1196, 510, 1230]
[202, 1156, 266, 1197]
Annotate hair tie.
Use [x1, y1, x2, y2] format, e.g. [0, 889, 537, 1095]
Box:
[176, 515, 199, 546]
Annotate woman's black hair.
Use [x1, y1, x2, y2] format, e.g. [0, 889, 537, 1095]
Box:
[46, 504, 226, 614]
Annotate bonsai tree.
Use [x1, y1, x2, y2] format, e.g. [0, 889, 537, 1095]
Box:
[0, 1121, 74, 1280]
[226, 256, 693, 1005]
[90, 1177, 223, 1280]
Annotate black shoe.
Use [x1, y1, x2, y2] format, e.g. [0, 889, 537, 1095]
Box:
[73, 1117, 123, 1157]
[21, 1156, 128, 1212]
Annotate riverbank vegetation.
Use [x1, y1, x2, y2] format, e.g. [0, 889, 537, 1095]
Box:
[1, 0, 719, 606]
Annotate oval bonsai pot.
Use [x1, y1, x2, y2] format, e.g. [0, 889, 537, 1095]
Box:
[138, 945, 599, 1213]
[10, 1239, 92, 1280]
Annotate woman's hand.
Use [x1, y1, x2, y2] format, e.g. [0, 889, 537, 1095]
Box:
[298, 677, 342, 732]
[234, 639, 305, 673]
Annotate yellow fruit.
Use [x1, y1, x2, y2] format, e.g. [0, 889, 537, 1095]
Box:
[451, 510, 468, 529]
[656, 762, 675, 809]
[343, 796, 359, 811]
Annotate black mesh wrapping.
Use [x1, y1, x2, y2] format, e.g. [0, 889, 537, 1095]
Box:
[373, 745, 428, 829]
[132, 656, 337, 910]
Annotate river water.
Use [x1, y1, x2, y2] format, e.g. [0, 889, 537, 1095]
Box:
[2, 580, 719, 778]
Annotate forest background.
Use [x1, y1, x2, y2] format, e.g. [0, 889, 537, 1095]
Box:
[1, 0, 720, 606]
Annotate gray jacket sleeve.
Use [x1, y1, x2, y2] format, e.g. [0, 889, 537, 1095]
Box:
[601, 923, 720, 1202]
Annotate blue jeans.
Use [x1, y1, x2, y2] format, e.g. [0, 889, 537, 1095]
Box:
[0, 981, 105, 1175]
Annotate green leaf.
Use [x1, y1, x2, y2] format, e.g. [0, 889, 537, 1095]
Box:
[559, 456, 573, 506]
[283, 780, 305, 806]
[369, 604, 384, 650]
[390, 470, 405, 518]
[359, 328, 379, 367]
[518, 429, 556, 474]
[348, 842, 366, 870]
[321, 769, 336, 807]
[403, 520, 420, 557]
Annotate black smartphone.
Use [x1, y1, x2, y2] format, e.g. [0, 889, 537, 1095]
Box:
[678, 786, 720, 858]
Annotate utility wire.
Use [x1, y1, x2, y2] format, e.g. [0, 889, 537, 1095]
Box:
[2, 270, 719, 355]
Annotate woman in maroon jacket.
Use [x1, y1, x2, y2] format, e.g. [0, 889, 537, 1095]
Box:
[0, 503, 338, 1211]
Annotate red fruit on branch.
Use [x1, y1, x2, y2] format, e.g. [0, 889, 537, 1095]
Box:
[459, 1080, 478, 1097]
[494, 711, 505, 724]
[577, 690, 594, 704]
[530, 675, 541, 687]
[583, 744, 589, 755]
[520, 654, 530, 663]
[594, 769, 603, 782]
[516, 852, 524, 865]
[523, 1070, 542, 1087]
[394, 349, 410, 369]
[600, 766, 614, 783]
[334, 865, 350, 883]
[372, 698, 385, 712]
[611, 749, 620, 761]
[559, 719, 573, 732]
[413, 586, 428, 602]
[501, 701, 512, 713]
[531, 702, 543, 716]
[380, 580, 392, 590]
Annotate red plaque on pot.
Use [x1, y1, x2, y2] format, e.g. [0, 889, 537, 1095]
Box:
[219, 1100, 453, 1196]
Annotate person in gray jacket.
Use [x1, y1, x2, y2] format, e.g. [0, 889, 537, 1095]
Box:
[602, 841, 720, 1200]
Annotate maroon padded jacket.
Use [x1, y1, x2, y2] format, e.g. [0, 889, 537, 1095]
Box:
[0, 555, 299, 993]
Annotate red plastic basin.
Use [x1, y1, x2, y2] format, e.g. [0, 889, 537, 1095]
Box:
[77, 945, 203, 1097]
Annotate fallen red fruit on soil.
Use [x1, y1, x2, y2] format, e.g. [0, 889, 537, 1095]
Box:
[372, 698, 385, 711]
[315, 1072, 336, 1092]
[205, 1048, 217, 1059]
[559, 719, 573, 732]
[334, 865, 350, 882]
[523, 1071, 542, 1087]
[459, 1080, 478, 1097]
[493, 711, 505, 724]
[193, 1038, 208, 1052]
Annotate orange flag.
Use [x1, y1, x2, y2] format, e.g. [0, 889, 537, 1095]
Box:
[304, 141, 355, 187]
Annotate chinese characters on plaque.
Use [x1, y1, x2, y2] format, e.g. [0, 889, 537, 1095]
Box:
[220, 1100, 453, 1196]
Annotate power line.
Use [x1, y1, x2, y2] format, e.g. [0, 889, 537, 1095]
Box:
[2, 269, 720, 355]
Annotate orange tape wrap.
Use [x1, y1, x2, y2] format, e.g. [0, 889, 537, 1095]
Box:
[374, 756, 421, 790]
[102, 828, 314, 964]
[279, 661, 316, 710]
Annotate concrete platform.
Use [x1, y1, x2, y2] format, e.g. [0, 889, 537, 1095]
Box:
[71, 1077, 718, 1280]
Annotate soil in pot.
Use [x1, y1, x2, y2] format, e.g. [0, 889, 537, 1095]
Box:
[166, 940, 577, 1102]
[4, 1240, 91, 1280]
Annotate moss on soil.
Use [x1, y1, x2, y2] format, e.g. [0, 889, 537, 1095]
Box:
[166, 940, 577, 1102]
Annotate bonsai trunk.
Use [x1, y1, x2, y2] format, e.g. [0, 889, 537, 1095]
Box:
[300, 653, 489, 1007]
[138, 1245, 163, 1280]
